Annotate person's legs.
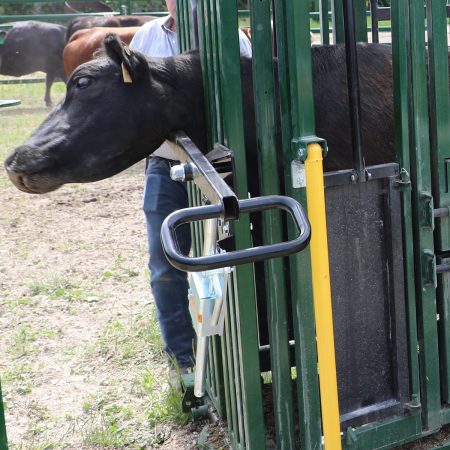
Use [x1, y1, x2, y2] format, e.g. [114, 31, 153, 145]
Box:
[143, 157, 195, 368]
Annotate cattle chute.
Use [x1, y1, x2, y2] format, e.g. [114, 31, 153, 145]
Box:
[172, 0, 450, 449]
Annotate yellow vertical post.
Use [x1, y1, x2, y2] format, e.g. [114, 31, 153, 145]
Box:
[304, 142, 342, 450]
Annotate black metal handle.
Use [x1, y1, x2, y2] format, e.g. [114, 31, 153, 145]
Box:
[161, 195, 311, 272]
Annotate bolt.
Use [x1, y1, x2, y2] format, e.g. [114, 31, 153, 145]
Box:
[170, 164, 186, 182]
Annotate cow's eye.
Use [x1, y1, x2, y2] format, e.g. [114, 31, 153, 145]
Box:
[76, 77, 92, 89]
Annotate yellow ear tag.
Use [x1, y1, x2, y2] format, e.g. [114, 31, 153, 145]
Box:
[121, 62, 133, 83]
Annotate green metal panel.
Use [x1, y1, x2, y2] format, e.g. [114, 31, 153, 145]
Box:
[353, 0, 367, 42]
[177, 0, 446, 448]
[341, 412, 421, 450]
[426, 0, 450, 254]
[438, 257, 450, 404]
[390, 0, 421, 413]
[331, 0, 345, 44]
[425, 0, 450, 406]
[197, 1, 266, 448]
[249, 1, 297, 448]
[407, 0, 441, 432]
[0, 381, 7, 450]
[273, 0, 323, 448]
[319, 0, 330, 44]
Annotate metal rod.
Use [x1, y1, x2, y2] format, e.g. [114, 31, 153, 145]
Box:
[434, 207, 449, 218]
[194, 336, 209, 397]
[202, 218, 218, 256]
[436, 263, 450, 274]
[305, 143, 342, 450]
[370, 0, 379, 43]
[342, 0, 366, 182]
[190, 0, 199, 48]
[194, 217, 218, 398]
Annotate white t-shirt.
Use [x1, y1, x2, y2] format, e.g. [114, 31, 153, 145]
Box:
[130, 15, 252, 58]
[130, 15, 252, 159]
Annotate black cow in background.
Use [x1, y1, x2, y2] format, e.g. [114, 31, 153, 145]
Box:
[65, 15, 156, 41]
[0, 21, 67, 106]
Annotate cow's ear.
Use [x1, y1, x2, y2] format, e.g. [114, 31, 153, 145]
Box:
[0, 30, 7, 40]
[104, 33, 149, 82]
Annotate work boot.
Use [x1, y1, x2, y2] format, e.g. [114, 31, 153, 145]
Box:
[169, 365, 193, 391]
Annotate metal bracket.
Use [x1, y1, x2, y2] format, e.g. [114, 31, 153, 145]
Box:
[419, 192, 435, 230]
[169, 131, 239, 220]
[421, 249, 437, 288]
[181, 372, 205, 413]
[291, 135, 328, 161]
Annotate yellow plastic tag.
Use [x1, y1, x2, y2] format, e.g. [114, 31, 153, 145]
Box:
[121, 62, 132, 83]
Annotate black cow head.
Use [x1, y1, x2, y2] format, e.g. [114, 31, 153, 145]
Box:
[4, 34, 174, 194]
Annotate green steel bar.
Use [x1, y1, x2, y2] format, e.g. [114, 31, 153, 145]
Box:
[341, 412, 421, 450]
[209, 2, 224, 144]
[273, 0, 322, 448]
[197, 1, 215, 148]
[176, 0, 187, 52]
[438, 265, 450, 403]
[426, 0, 450, 404]
[249, 1, 297, 448]
[319, 0, 330, 44]
[0, 381, 7, 450]
[427, 0, 450, 254]
[408, 0, 441, 432]
[230, 289, 247, 447]
[223, 279, 242, 446]
[331, 0, 345, 43]
[440, 406, 450, 425]
[390, 0, 422, 415]
[213, 2, 266, 447]
[208, 335, 224, 416]
[181, 0, 193, 51]
[353, 0, 367, 42]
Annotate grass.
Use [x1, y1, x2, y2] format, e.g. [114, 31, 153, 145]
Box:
[0, 78, 191, 448]
[87, 307, 163, 365]
[0, 77, 66, 164]
[102, 253, 141, 282]
[28, 276, 90, 301]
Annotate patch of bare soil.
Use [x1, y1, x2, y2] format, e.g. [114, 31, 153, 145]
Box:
[0, 161, 229, 449]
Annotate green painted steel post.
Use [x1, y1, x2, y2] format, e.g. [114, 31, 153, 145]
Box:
[407, 0, 441, 432]
[427, 0, 450, 253]
[214, 3, 266, 446]
[197, 1, 267, 447]
[390, 0, 422, 416]
[273, 0, 323, 448]
[319, 0, 330, 44]
[0, 381, 7, 450]
[425, 0, 450, 405]
[249, 1, 297, 448]
[353, 0, 367, 42]
[331, 0, 345, 43]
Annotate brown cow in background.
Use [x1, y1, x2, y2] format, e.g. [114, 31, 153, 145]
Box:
[63, 26, 140, 76]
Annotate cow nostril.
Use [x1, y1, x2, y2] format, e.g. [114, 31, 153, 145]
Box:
[4, 150, 18, 172]
[4, 145, 39, 174]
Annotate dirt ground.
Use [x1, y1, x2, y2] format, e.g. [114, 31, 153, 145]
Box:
[0, 158, 230, 449]
[2, 138, 450, 450]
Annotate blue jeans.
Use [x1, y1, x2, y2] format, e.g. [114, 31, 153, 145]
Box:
[143, 157, 195, 368]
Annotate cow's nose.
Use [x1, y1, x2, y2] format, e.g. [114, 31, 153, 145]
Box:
[4, 149, 19, 173]
[4, 145, 40, 174]
[4, 148, 41, 193]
